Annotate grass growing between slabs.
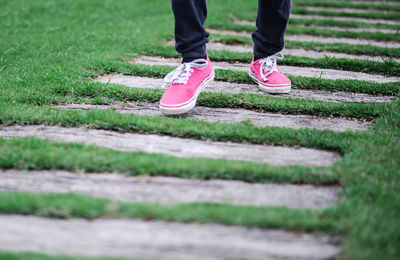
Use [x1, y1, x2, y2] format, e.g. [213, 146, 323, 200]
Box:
[1, 0, 400, 259]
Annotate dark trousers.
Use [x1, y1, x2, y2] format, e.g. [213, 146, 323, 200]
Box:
[171, 0, 291, 58]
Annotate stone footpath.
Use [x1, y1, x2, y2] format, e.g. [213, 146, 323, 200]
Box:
[1, 6, 398, 260]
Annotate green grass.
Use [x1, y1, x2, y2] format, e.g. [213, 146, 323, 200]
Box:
[1, 0, 400, 259]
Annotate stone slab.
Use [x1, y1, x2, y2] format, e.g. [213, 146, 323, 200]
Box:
[235, 19, 398, 33]
[208, 28, 400, 49]
[206, 42, 400, 63]
[0, 170, 338, 209]
[290, 14, 400, 26]
[59, 103, 372, 132]
[0, 125, 341, 166]
[350, 0, 398, 5]
[131, 56, 400, 83]
[305, 6, 395, 14]
[0, 215, 340, 260]
[286, 34, 400, 49]
[95, 73, 394, 104]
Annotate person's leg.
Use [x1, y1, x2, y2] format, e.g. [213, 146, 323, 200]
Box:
[159, 0, 213, 115]
[172, 0, 209, 60]
[249, 0, 291, 94]
[252, 0, 291, 58]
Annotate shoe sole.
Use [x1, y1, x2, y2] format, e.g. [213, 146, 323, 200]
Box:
[159, 71, 215, 116]
[249, 71, 291, 94]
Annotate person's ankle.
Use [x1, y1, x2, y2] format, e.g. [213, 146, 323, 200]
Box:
[182, 56, 207, 63]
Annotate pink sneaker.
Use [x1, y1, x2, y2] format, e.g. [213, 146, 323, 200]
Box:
[249, 53, 291, 94]
[160, 56, 214, 115]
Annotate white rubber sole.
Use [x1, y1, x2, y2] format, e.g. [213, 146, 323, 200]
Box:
[249, 71, 291, 94]
[160, 71, 215, 116]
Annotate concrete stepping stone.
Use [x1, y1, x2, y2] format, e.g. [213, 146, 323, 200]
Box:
[304, 6, 396, 14]
[95, 73, 394, 104]
[59, 103, 372, 132]
[286, 34, 400, 49]
[0, 125, 341, 166]
[290, 14, 400, 26]
[0, 215, 340, 260]
[0, 170, 338, 209]
[350, 0, 398, 5]
[131, 56, 400, 83]
[206, 42, 400, 63]
[208, 28, 400, 49]
[235, 19, 398, 33]
[308, 26, 398, 34]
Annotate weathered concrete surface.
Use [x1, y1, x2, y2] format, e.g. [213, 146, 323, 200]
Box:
[0, 125, 341, 166]
[286, 34, 400, 49]
[235, 19, 398, 34]
[59, 103, 372, 132]
[95, 74, 394, 104]
[351, 0, 398, 5]
[305, 6, 396, 14]
[206, 42, 400, 63]
[310, 25, 398, 34]
[131, 56, 400, 83]
[208, 28, 400, 49]
[0, 215, 340, 260]
[0, 170, 339, 209]
[290, 14, 400, 26]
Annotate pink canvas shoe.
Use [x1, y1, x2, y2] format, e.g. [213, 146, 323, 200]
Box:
[249, 53, 291, 94]
[159, 56, 214, 115]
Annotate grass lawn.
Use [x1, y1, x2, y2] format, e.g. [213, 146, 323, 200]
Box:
[0, 0, 399, 259]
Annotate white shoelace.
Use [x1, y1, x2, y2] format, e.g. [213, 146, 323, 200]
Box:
[162, 59, 208, 88]
[259, 53, 284, 81]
